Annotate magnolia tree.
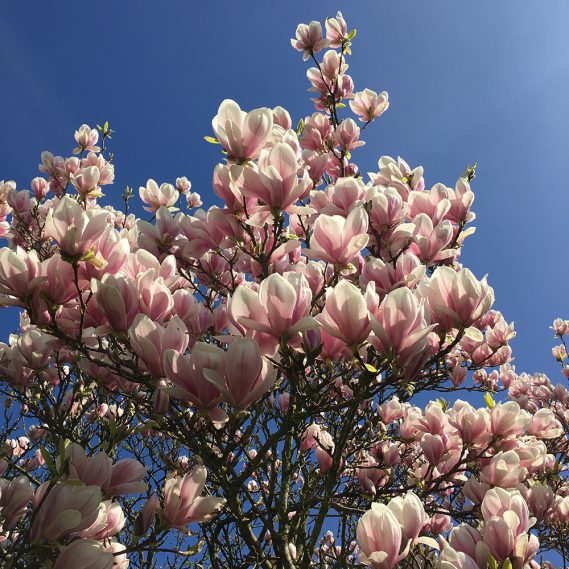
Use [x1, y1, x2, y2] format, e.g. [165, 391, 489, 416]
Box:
[0, 12, 567, 569]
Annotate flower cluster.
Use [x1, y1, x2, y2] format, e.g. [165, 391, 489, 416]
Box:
[0, 12, 566, 569]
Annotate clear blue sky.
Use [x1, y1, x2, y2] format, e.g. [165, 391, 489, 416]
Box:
[2, 0, 569, 380]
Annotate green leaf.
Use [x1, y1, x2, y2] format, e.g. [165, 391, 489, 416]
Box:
[58, 438, 67, 466]
[39, 446, 56, 475]
[296, 118, 305, 135]
[364, 363, 377, 374]
[436, 398, 449, 411]
[204, 136, 220, 144]
[347, 29, 357, 40]
[484, 392, 496, 409]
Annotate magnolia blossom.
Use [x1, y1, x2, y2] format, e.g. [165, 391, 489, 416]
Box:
[128, 315, 188, 377]
[305, 206, 369, 266]
[45, 195, 108, 262]
[73, 124, 100, 155]
[369, 287, 434, 371]
[53, 539, 113, 569]
[163, 342, 225, 409]
[356, 502, 405, 568]
[211, 99, 273, 163]
[30, 482, 102, 542]
[139, 179, 178, 212]
[163, 466, 226, 529]
[229, 272, 318, 354]
[426, 266, 494, 332]
[318, 280, 371, 346]
[238, 142, 311, 215]
[350, 89, 389, 122]
[291, 21, 329, 59]
[202, 337, 276, 409]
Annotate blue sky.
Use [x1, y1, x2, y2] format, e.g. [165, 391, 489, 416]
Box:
[2, 0, 569, 381]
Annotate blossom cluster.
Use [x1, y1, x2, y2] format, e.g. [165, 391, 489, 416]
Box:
[0, 11, 566, 569]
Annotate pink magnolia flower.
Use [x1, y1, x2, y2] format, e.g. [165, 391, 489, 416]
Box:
[438, 545, 479, 569]
[73, 124, 101, 155]
[31, 177, 49, 199]
[238, 142, 311, 215]
[527, 408, 563, 439]
[163, 466, 226, 529]
[177, 207, 241, 260]
[316, 177, 368, 217]
[367, 187, 406, 234]
[407, 184, 451, 225]
[211, 99, 273, 163]
[229, 273, 318, 355]
[552, 317, 569, 336]
[71, 165, 102, 198]
[64, 443, 146, 497]
[369, 287, 434, 371]
[53, 539, 113, 569]
[300, 424, 336, 473]
[356, 502, 404, 568]
[0, 476, 33, 528]
[479, 511, 539, 567]
[356, 454, 385, 495]
[447, 401, 490, 446]
[526, 485, 555, 521]
[45, 195, 109, 262]
[360, 253, 424, 300]
[91, 275, 139, 332]
[163, 342, 225, 408]
[291, 21, 329, 59]
[408, 215, 455, 265]
[80, 500, 125, 539]
[81, 226, 129, 282]
[480, 450, 528, 488]
[175, 176, 191, 194]
[128, 315, 188, 377]
[387, 492, 429, 545]
[314, 429, 335, 473]
[107, 459, 147, 496]
[481, 488, 533, 532]
[325, 11, 347, 47]
[334, 118, 365, 152]
[425, 266, 494, 332]
[300, 112, 334, 152]
[446, 178, 476, 224]
[139, 179, 178, 212]
[172, 289, 214, 337]
[318, 280, 371, 346]
[370, 156, 424, 200]
[136, 268, 174, 323]
[65, 443, 113, 488]
[490, 402, 531, 438]
[448, 523, 482, 560]
[305, 206, 369, 266]
[203, 338, 276, 409]
[137, 493, 160, 535]
[212, 163, 249, 213]
[31, 482, 102, 542]
[0, 247, 42, 301]
[350, 89, 389, 123]
[272, 106, 292, 130]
